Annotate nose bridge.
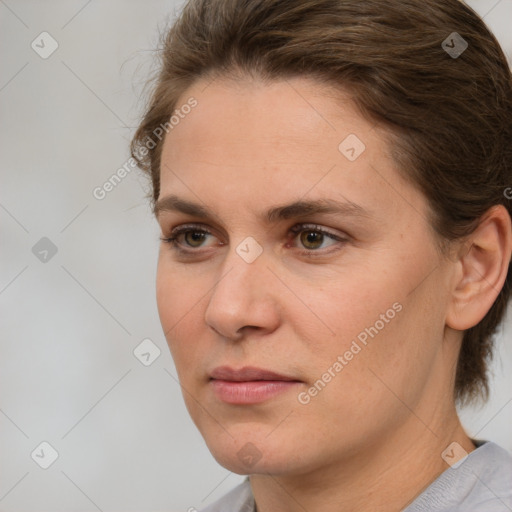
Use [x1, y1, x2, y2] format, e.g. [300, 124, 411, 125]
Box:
[216, 234, 268, 295]
[204, 237, 279, 338]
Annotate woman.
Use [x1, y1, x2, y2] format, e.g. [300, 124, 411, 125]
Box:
[131, 0, 512, 510]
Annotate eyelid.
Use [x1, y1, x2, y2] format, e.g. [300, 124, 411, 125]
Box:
[169, 222, 217, 238]
[164, 221, 347, 239]
[288, 223, 347, 240]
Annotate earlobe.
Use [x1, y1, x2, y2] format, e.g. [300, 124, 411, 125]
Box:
[446, 205, 512, 331]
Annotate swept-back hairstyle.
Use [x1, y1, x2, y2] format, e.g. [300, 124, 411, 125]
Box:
[131, 0, 512, 405]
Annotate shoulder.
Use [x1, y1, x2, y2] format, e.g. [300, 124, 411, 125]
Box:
[404, 440, 512, 512]
[199, 478, 254, 512]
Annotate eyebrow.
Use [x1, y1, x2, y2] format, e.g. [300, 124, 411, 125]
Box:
[154, 194, 372, 224]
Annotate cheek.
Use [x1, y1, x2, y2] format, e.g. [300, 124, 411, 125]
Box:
[296, 309, 422, 445]
[304, 270, 397, 351]
[300, 256, 439, 394]
[156, 259, 206, 365]
[156, 263, 178, 335]
[156, 254, 204, 321]
[311, 280, 443, 422]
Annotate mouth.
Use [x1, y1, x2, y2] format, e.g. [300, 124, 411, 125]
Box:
[209, 366, 302, 405]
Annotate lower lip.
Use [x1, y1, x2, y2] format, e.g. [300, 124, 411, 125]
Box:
[210, 379, 300, 404]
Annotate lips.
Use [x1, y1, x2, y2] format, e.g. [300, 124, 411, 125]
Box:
[209, 366, 298, 382]
[209, 366, 302, 404]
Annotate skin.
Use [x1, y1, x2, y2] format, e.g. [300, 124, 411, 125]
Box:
[154, 75, 512, 512]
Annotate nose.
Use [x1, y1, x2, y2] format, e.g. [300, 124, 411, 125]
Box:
[204, 245, 281, 341]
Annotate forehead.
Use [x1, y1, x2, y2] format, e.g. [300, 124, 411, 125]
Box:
[164, 75, 368, 161]
[158, 75, 428, 225]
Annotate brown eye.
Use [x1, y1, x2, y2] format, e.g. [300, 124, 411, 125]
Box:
[289, 223, 347, 254]
[300, 230, 325, 250]
[183, 230, 208, 247]
[160, 224, 218, 253]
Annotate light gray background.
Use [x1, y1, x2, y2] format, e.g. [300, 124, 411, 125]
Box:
[1, 1, 511, 511]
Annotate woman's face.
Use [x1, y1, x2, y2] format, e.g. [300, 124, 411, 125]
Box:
[155, 76, 458, 476]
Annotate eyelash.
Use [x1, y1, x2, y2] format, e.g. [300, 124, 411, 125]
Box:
[160, 222, 348, 257]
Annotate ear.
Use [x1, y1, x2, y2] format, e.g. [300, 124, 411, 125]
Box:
[446, 205, 512, 331]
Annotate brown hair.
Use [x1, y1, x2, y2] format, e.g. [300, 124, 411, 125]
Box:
[131, 0, 512, 405]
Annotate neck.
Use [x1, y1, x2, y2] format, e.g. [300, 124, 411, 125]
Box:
[249, 407, 475, 512]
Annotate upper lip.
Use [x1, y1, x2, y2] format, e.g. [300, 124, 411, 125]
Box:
[209, 366, 299, 382]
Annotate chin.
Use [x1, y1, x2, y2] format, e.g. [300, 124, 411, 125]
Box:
[202, 427, 305, 476]
[210, 447, 291, 475]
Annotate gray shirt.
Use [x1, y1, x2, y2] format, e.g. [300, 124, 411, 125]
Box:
[199, 441, 512, 512]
